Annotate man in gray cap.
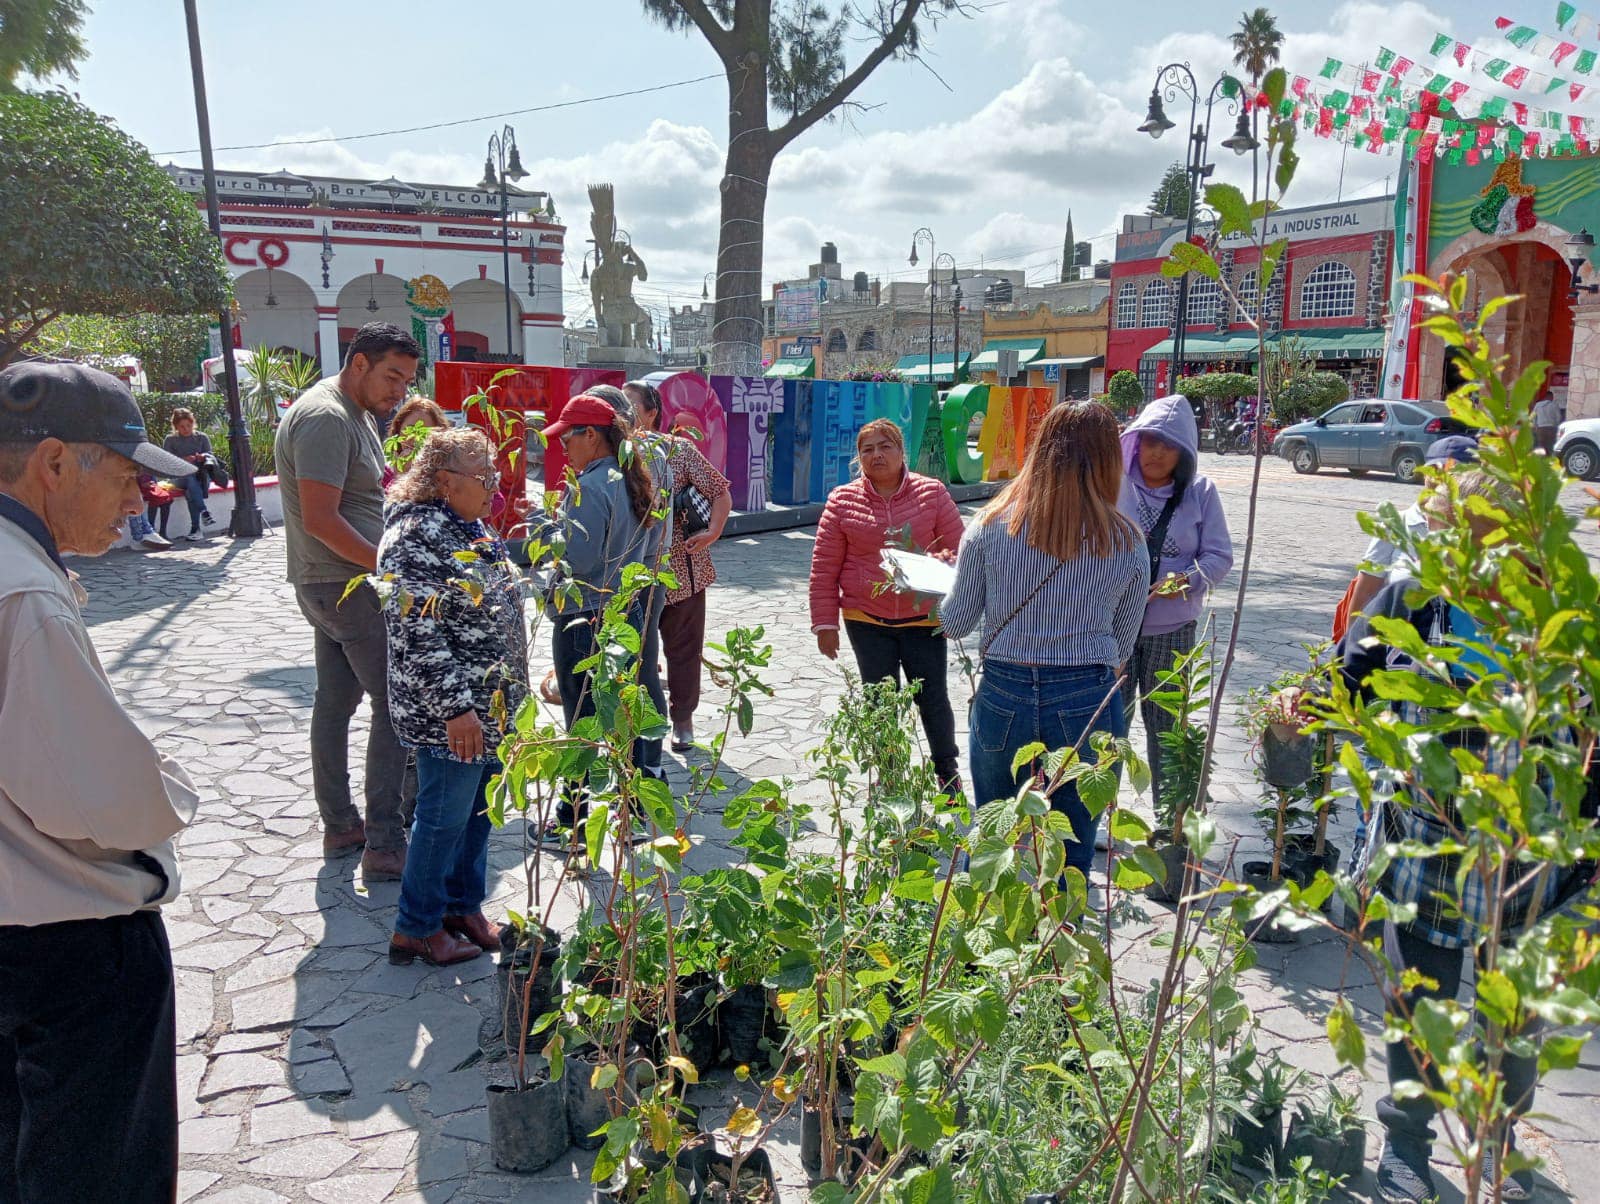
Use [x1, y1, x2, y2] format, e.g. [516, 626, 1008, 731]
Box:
[0, 362, 199, 1203]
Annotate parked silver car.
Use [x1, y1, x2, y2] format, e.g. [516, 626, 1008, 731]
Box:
[1271, 399, 1470, 483]
[1554, 417, 1600, 480]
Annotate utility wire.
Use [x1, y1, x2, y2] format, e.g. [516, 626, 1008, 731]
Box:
[154, 73, 723, 156]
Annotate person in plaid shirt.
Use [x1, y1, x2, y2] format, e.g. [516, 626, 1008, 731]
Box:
[1339, 470, 1573, 1203]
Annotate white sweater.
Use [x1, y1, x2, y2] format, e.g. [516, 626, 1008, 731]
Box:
[0, 510, 198, 925]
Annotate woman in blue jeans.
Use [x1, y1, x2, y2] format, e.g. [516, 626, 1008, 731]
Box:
[940, 402, 1149, 874]
[377, 427, 529, 967]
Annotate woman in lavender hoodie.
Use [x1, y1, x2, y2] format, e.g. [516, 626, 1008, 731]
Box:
[1117, 395, 1234, 808]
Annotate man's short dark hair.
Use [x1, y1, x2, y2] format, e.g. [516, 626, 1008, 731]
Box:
[345, 323, 421, 369]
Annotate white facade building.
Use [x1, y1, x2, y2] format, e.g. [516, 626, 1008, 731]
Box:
[166, 167, 566, 375]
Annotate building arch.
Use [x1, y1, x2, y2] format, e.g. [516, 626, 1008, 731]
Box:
[1299, 261, 1358, 319]
[826, 327, 848, 353]
[233, 268, 317, 359]
[449, 277, 526, 360]
[856, 327, 878, 352]
[1422, 228, 1573, 400]
[336, 272, 412, 363]
[1234, 270, 1260, 323]
[1140, 277, 1173, 328]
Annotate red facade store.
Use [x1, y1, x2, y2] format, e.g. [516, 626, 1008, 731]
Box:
[1106, 197, 1394, 399]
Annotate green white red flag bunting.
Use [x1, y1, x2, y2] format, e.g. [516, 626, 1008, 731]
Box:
[1308, 53, 1594, 126]
[1556, 2, 1598, 40]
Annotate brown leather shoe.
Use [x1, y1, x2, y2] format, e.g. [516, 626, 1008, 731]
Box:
[360, 847, 406, 881]
[387, 929, 481, 967]
[323, 822, 366, 857]
[443, 912, 498, 952]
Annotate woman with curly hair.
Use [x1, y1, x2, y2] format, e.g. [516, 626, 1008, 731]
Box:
[377, 426, 528, 967]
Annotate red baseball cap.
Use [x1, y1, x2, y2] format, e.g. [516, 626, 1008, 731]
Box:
[543, 394, 618, 440]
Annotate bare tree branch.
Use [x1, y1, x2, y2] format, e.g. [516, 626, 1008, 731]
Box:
[662, 0, 738, 62]
[768, 0, 927, 153]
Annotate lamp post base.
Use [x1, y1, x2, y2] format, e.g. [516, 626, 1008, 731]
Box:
[229, 505, 266, 538]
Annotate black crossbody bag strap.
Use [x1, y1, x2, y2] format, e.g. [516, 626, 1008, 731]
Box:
[1144, 481, 1187, 586]
[979, 558, 1066, 660]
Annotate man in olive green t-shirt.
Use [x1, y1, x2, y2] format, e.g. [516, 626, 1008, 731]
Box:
[274, 323, 418, 879]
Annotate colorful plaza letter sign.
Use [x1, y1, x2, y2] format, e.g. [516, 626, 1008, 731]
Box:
[714, 376, 786, 511]
[648, 371, 728, 475]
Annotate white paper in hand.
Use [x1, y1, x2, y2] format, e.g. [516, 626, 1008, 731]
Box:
[881, 549, 957, 598]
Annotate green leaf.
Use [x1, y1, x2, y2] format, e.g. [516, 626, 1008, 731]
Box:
[1113, 856, 1156, 891]
[1109, 809, 1152, 843]
[1263, 66, 1288, 108]
[1076, 761, 1120, 817]
[856, 1051, 906, 1081]
[1476, 970, 1519, 1029]
[1205, 183, 1252, 237]
[1166, 240, 1221, 280]
[1327, 997, 1367, 1070]
[1011, 741, 1047, 778]
[1182, 810, 1216, 861]
[1275, 144, 1300, 193]
[1259, 237, 1290, 290]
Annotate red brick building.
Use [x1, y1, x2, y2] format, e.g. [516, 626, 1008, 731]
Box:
[1106, 196, 1394, 399]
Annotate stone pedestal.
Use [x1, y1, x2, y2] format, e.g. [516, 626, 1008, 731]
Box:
[1566, 301, 1600, 420]
[583, 345, 660, 375]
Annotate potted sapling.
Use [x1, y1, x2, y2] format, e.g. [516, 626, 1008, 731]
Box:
[1231, 1048, 1300, 1173]
[1283, 1084, 1367, 1181]
[1141, 639, 1212, 904]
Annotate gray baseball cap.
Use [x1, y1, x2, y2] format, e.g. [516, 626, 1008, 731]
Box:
[0, 361, 196, 477]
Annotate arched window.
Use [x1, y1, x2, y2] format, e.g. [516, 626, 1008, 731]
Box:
[856, 328, 877, 352]
[1234, 271, 1260, 322]
[1299, 261, 1357, 319]
[1186, 275, 1218, 327]
[1115, 283, 1138, 330]
[1140, 278, 1174, 328]
[826, 327, 848, 352]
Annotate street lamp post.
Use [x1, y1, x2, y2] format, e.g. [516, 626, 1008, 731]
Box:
[1138, 65, 1258, 390]
[182, 0, 263, 538]
[934, 252, 958, 385]
[910, 228, 936, 381]
[480, 127, 528, 362]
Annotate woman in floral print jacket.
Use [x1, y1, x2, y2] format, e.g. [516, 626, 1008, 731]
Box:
[377, 427, 528, 969]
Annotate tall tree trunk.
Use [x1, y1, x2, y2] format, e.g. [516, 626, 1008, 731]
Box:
[711, 21, 773, 377]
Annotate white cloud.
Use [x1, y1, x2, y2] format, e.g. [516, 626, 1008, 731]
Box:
[231, 1, 1457, 310]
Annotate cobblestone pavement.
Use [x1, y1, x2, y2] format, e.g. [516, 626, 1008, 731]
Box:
[72, 453, 1600, 1203]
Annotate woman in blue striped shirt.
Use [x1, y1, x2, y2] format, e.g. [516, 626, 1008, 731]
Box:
[941, 402, 1150, 873]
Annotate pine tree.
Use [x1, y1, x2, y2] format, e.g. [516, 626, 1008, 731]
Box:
[1148, 163, 1192, 220]
[1061, 211, 1076, 282]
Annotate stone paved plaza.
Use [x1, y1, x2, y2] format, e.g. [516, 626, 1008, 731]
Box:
[73, 454, 1600, 1203]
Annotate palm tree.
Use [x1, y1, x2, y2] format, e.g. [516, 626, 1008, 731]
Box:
[1231, 7, 1284, 202]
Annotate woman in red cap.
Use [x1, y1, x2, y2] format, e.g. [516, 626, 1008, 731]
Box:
[536, 393, 658, 843]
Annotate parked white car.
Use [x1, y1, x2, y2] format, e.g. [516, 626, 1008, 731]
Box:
[1555, 417, 1600, 480]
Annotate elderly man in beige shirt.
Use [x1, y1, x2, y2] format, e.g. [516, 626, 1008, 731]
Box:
[0, 362, 199, 1204]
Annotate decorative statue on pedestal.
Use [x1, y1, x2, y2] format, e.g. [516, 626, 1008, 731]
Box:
[587, 184, 652, 350]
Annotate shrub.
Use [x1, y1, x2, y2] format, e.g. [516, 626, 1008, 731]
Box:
[1176, 371, 1257, 403]
[136, 391, 226, 434]
[1106, 369, 1143, 416]
[1274, 371, 1349, 424]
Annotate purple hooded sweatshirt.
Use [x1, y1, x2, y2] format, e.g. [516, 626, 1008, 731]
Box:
[1117, 395, 1235, 637]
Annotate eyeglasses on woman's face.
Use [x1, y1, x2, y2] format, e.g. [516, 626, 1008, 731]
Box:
[445, 463, 500, 490]
[557, 426, 592, 446]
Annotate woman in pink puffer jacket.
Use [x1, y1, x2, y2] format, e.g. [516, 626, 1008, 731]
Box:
[808, 419, 965, 789]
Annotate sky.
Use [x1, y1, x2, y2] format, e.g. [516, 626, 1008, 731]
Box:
[42, 0, 1565, 325]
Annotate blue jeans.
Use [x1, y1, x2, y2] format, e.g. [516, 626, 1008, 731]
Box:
[179, 472, 208, 532]
[969, 661, 1125, 874]
[394, 749, 494, 938]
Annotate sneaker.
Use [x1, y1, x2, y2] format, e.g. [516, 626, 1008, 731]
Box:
[138, 532, 172, 550]
[201, 510, 217, 527]
[1377, 1134, 1437, 1204]
[536, 818, 579, 851]
[671, 726, 694, 753]
[181, 529, 209, 542]
[1483, 1137, 1534, 1201]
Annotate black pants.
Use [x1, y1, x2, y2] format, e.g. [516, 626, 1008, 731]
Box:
[843, 619, 960, 788]
[552, 610, 603, 827]
[1377, 921, 1539, 1143]
[0, 912, 177, 1203]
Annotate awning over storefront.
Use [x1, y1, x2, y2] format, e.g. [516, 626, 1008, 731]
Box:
[1138, 328, 1386, 363]
[1284, 328, 1386, 360]
[1139, 334, 1261, 362]
[968, 338, 1046, 370]
[1031, 355, 1105, 369]
[895, 353, 969, 381]
[765, 355, 816, 378]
